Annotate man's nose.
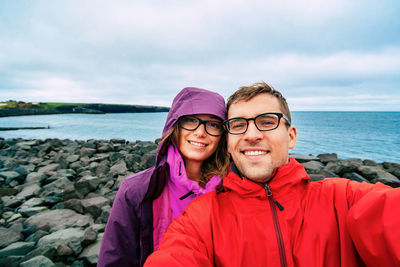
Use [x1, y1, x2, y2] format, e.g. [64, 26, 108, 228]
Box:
[243, 121, 263, 142]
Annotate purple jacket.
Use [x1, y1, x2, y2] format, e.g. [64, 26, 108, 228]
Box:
[97, 87, 226, 267]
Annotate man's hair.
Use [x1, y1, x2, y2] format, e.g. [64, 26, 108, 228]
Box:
[226, 81, 292, 123]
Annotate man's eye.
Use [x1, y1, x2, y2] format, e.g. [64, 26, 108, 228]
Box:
[230, 121, 246, 129]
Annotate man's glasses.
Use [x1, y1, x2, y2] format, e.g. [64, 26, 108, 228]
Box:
[224, 113, 291, 135]
[178, 116, 224, 136]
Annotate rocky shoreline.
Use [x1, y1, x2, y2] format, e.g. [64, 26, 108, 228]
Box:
[1, 138, 399, 266]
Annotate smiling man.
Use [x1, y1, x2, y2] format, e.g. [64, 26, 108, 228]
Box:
[144, 82, 400, 267]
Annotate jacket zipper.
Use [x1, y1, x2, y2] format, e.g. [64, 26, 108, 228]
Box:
[264, 183, 287, 267]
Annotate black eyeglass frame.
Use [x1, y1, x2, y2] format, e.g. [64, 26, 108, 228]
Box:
[178, 116, 224, 137]
[223, 112, 291, 135]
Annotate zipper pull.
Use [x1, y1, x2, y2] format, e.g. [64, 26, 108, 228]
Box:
[275, 201, 284, 211]
[179, 191, 194, 200]
[264, 183, 284, 211]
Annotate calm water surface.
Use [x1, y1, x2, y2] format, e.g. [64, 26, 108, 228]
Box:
[1, 111, 399, 163]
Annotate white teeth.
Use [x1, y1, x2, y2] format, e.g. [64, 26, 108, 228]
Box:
[244, 151, 266, 156]
[189, 141, 206, 147]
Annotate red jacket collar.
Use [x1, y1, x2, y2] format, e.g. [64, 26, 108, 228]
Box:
[223, 158, 310, 199]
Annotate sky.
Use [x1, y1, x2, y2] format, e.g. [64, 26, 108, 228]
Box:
[1, 0, 399, 111]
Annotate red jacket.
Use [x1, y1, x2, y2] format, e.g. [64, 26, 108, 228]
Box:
[144, 158, 400, 267]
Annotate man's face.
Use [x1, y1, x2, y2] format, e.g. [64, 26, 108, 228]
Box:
[227, 93, 297, 183]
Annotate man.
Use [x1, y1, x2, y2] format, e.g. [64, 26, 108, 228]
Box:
[144, 82, 400, 266]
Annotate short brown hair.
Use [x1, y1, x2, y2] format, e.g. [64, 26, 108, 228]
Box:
[226, 81, 292, 123]
[161, 122, 229, 186]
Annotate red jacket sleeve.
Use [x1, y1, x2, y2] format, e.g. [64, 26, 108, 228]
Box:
[347, 182, 400, 266]
[144, 194, 214, 267]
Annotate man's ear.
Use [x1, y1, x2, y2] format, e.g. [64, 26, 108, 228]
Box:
[288, 126, 297, 149]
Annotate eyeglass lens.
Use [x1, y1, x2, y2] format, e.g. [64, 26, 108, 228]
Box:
[180, 116, 223, 136]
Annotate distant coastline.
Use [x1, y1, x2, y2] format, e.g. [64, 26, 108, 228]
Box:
[0, 100, 170, 117]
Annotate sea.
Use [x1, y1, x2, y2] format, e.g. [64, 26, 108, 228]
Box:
[1, 111, 399, 163]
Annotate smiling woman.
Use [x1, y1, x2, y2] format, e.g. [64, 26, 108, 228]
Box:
[97, 87, 230, 267]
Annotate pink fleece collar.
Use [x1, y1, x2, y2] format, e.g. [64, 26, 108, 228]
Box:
[166, 144, 221, 219]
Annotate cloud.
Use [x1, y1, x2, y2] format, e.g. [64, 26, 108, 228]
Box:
[0, 0, 399, 110]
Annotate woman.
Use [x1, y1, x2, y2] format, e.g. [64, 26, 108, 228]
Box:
[98, 87, 229, 266]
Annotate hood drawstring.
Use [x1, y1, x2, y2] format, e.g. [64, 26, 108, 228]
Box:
[179, 191, 194, 200]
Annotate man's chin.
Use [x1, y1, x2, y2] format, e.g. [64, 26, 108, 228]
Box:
[241, 169, 272, 183]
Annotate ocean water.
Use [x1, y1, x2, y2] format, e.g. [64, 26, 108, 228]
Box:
[1, 111, 399, 163]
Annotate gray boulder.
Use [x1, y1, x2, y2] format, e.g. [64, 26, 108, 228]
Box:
[383, 162, 400, 178]
[24, 209, 93, 232]
[0, 227, 21, 248]
[20, 255, 56, 267]
[302, 160, 325, 174]
[37, 228, 85, 248]
[0, 241, 35, 258]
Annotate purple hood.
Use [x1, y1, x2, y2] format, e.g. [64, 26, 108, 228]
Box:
[155, 87, 226, 166]
[162, 87, 226, 137]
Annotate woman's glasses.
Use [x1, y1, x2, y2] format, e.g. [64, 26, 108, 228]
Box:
[179, 116, 224, 136]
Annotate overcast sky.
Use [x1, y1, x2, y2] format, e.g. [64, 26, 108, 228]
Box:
[1, 0, 399, 111]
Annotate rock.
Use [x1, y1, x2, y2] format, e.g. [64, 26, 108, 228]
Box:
[20, 197, 44, 208]
[81, 196, 109, 219]
[41, 177, 71, 198]
[37, 163, 60, 175]
[82, 228, 97, 246]
[111, 138, 126, 144]
[78, 239, 101, 265]
[57, 242, 74, 256]
[68, 236, 83, 255]
[141, 150, 157, 169]
[109, 160, 128, 177]
[0, 241, 35, 258]
[37, 228, 85, 249]
[19, 206, 48, 217]
[1, 196, 21, 208]
[317, 153, 338, 164]
[0, 227, 21, 248]
[25, 172, 47, 184]
[63, 182, 84, 201]
[25, 229, 49, 243]
[0, 187, 18, 197]
[20, 255, 56, 267]
[75, 176, 100, 197]
[7, 213, 23, 223]
[291, 154, 320, 163]
[24, 209, 93, 232]
[0, 171, 23, 185]
[363, 159, 378, 166]
[383, 162, 400, 178]
[97, 143, 114, 153]
[309, 174, 325, 181]
[79, 147, 96, 158]
[302, 161, 325, 174]
[326, 159, 363, 175]
[16, 183, 41, 199]
[63, 199, 84, 214]
[66, 155, 80, 163]
[95, 161, 110, 178]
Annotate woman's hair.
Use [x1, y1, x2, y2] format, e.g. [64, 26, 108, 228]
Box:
[160, 120, 230, 186]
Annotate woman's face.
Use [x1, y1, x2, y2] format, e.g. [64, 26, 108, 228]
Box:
[177, 114, 222, 164]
